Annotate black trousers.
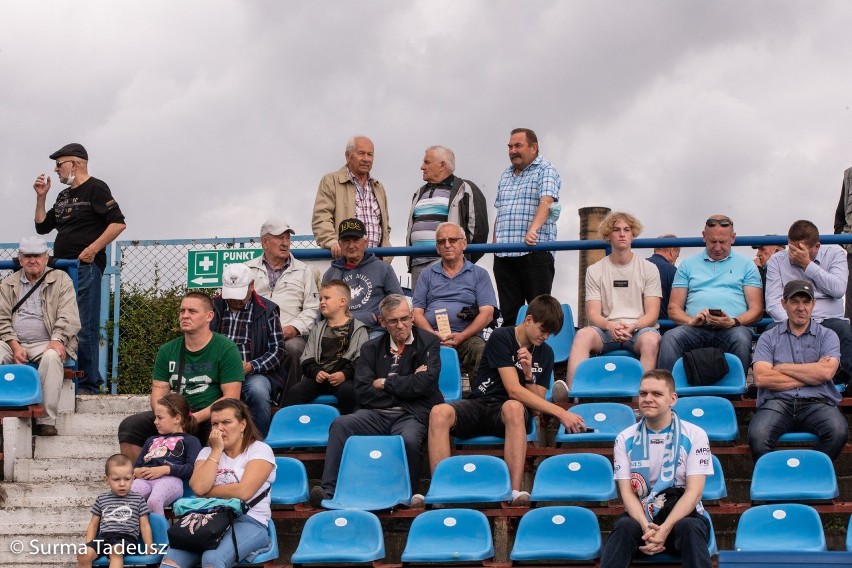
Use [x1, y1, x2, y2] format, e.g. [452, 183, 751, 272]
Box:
[493, 252, 555, 327]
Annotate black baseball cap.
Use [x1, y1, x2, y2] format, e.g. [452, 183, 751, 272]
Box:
[338, 218, 366, 239]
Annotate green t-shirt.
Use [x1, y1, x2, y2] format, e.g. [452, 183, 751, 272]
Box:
[152, 333, 244, 412]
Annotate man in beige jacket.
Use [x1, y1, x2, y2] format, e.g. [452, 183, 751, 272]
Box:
[0, 236, 80, 436]
[312, 136, 391, 258]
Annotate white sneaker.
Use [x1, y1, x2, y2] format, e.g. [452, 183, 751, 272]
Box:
[409, 493, 425, 508]
[510, 490, 530, 507]
[551, 379, 570, 403]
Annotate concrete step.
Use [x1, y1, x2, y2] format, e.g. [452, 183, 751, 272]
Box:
[0, 534, 82, 566]
[33, 435, 118, 459]
[74, 394, 148, 415]
[0, 507, 88, 534]
[0, 482, 104, 509]
[12, 458, 105, 483]
[54, 413, 129, 436]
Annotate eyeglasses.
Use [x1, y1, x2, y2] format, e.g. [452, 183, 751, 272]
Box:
[436, 237, 464, 246]
[54, 160, 74, 168]
[705, 218, 733, 227]
[383, 314, 413, 326]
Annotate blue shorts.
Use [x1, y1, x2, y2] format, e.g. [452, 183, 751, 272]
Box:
[590, 326, 659, 353]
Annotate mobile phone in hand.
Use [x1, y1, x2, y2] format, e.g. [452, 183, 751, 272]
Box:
[709, 309, 723, 317]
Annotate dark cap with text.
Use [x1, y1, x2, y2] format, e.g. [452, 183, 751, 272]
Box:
[338, 218, 366, 239]
[783, 279, 814, 300]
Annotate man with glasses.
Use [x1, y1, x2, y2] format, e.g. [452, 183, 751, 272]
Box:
[309, 294, 442, 508]
[412, 222, 497, 374]
[0, 236, 80, 436]
[33, 143, 126, 394]
[322, 218, 403, 338]
[658, 215, 763, 373]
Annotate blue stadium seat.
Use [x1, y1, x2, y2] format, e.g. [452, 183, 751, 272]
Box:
[239, 519, 279, 565]
[569, 356, 644, 398]
[92, 513, 169, 566]
[530, 453, 617, 502]
[555, 402, 636, 443]
[454, 416, 538, 445]
[672, 353, 746, 396]
[425, 454, 512, 505]
[673, 396, 738, 442]
[401, 509, 494, 563]
[777, 431, 818, 444]
[0, 364, 43, 407]
[735, 504, 826, 552]
[311, 394, 338, 405]
[516, 303, 575, 363]
[438, 346, 462, 402]
[634, 511, 717, 563]
[750, 450, 838, 502]
[322, 435, 411, 510]
[291, 510, 385, 563]
[604, 349, 637, 358]
[265, 404, 339, 449]
[270, 457, 309, 505]
[703, 455, 727, 501]
[847, 514, 852, 552]
[510, 506, 601, 562]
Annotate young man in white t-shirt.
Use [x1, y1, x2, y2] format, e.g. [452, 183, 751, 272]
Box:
[553, 212, 661, 402]
[601, 369, 713, 567]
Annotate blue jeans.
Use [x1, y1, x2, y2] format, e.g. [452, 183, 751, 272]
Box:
[242, 374, 272, 439]
[748, 397, 849, 461]
[658, 325, 753, 373]
[600, 513, 711, 568]
[161, 514, 270, 568]
[76, 263, 102, 393]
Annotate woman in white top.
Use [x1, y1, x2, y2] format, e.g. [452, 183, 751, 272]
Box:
[161, 399, 277, 568]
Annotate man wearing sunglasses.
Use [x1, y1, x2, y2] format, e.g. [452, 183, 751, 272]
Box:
[33, 143, 126, 394]
[658, 215, 763, 374]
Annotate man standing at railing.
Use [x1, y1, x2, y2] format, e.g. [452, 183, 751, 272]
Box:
[33, 143, 126, 394]
[0, 236, 80, 436]
[492, 128, 561, 328]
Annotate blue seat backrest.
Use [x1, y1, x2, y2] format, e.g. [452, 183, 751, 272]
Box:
[673, 396, 738, 441]
[270, 456, 309, 505]
[569, 356, 644, 398]
[438, 346, 462, 402]
[672, 352, 746, 395]
[402, 509, 494, 563]
[735, 504, 827, 552]
[510, 506, 602, 561]
[530, 453, 617, 502]
[425, 454, 512, 504]
[291, 510, 385, 563]
[750, 450, 838, 502]
[265, 404, 339, 449]
[0, 364, 43, 406]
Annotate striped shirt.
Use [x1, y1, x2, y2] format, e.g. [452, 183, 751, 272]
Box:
[349, 170, 383, 248]
[409, 178, 452, 267]
[494, 156, 561, 257]
[92, 491, 149, 537]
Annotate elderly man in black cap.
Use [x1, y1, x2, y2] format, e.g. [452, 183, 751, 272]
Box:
[323, 218, 403, 338]
[33, 143, 126, 394]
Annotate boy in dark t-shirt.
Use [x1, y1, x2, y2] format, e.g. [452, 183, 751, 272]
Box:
[425, 294, 586, 506]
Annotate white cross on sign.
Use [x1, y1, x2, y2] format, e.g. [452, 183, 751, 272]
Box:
[198, 255, 216, 273]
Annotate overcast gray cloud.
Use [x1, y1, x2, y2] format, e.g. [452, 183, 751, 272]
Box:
[2, 0, 852, 307]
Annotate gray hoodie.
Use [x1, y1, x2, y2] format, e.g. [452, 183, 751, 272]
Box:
[322, 253, 403, 332]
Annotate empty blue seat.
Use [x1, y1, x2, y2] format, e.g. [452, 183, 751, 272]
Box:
[750, 450, 838, 502]
[555, 402, 636, 443]
[673, 396, 738, 442]
[510, 506, 601, 561]
[735, 504, 826, 552]
[322, 435, 411, 510]
[516, 303, 575, 363]
[604, 349, 637, 358]
[239, 519, 279, 565]
[847, 514, 852, 552]
[93, 513, 169, 566]
[270, 457, 309, 505]
[401, 509, 494, 563]
[703, 455, 727, 501]
[291, 510, 385, 563]
[0, 364, 43, 406]
[777, 431, 818, 444]
[439, 346, 462, 402]
[672, 353, 746, 396]
[454, 415, 538, 445]
[569, 356, 643, 398]
[530, 453, 617, 502]
[311, 394, 338, 405]
[425, 454, 512, 505]
[265, 404, 339, 449]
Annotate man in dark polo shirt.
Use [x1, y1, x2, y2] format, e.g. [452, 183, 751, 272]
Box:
[33, 143, 126, 393]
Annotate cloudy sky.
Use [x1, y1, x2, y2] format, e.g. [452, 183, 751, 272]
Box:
[2, 0, 851, 310]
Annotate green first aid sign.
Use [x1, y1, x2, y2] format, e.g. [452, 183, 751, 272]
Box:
[187, 249, 263, 288]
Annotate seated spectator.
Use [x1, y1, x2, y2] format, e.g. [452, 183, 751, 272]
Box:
[210, 263, 286, 438]
[161, 399, 276, 567]
[753, 240, 785, 290]
[765, 220, 852, 388]
[427, 295, 585, 507]
[0, 236, 80, 436]
[118, 292, 244, 464]
[309, 294, 442, 508]
[554, 212, 660, 402]
[322, 218, 403, 338]
[285, 280, 369, 414]
[658, 215, 763, 373]
[412, 222, 497, 374]
[600, 369, 713, 568]
[245, 218, 319, 395]
[645, 235, 680, 321]
[748, 280, 848, 461]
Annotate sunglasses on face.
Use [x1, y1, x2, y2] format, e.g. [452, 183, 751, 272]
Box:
[705, 218, 733, 227]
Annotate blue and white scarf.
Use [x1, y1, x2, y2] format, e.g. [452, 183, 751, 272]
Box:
[628, 411, 683, 522]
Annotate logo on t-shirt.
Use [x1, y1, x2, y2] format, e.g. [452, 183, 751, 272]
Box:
[613, 280, 629, 288]
[343, 273, 373, 311]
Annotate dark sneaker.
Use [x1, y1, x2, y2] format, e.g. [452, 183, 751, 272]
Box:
[34, 425, 58, 436]
[309, 486, 327, 509]
[551, 380, 570, 403]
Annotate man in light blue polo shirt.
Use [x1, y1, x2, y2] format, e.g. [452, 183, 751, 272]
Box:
[412, 222, 498, 374]
[658, 215, 764, 373]
[748, 280, 847, 461]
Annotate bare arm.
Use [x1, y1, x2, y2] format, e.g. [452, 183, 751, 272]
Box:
[139, 514, 153, 546]
[498, 366, 584, 432]
[637, 296, 660, 330]
[753, 360, 828, 390]
[412, 308, 438, 336]
[617, 478, 651, 531]
[647, 474, 706, 549]
[149, 380, 170, 411]
[525, 196, 554, 242]
[774, 357, 838, 384]
[667, 288, 703, 326]
[83, 515, 100, 542]
[191, 382, 242, 424]
[736, 286, 764, 326]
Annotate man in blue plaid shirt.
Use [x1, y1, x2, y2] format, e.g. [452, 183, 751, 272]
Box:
[493, 128, 562, 327]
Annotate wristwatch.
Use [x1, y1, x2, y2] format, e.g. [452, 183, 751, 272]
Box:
[732, 318, 741, 327]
